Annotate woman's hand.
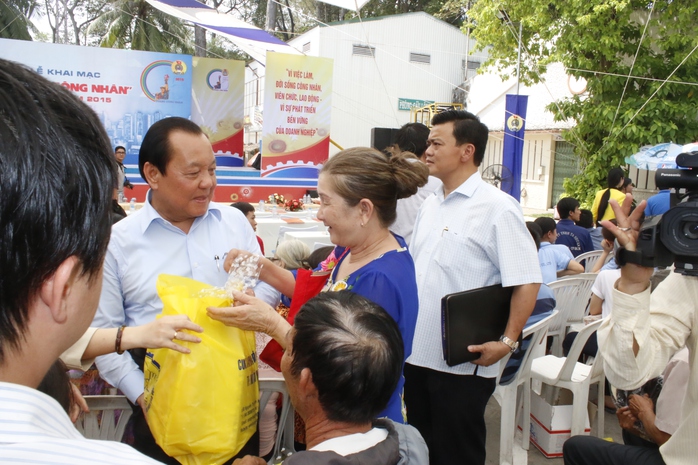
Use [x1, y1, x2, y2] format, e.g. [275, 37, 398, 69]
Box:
[123, 315, 203, 354]
[223, 249, 256, 273]
[207, 291, 291, 348]
[600, 196, 653, 294]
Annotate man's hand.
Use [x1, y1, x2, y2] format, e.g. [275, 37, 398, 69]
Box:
[232, 456, 266, 465]
[616, 406, 638, 431]
[600, 197, 653, 294]
[468, 340, 512, 366]
[69, 383, 89, 423]
[208, 291, 290, 348]
[629, 394, 655, 423]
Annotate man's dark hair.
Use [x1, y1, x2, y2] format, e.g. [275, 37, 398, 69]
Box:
[291, 291, 403, 424]
[37, 360, 73, 415]
[394, 122, 430, 158]
[307, 246, 334, 270]
[577, 209, 594, 228]
[601, 219, 618, 242]
[0, 59, 114, 361]
[431, 110, 489, 166]
[114, 145, 126, 153]
[231, 201, 254, 216]
[534, 217, 557, 237]
[557, 197, 580, 220]
[138, 117, 203, 180]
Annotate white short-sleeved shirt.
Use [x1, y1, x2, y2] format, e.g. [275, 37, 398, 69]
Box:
[591, 268, 621, 319]
[392, 176, 442, 245]
[408, 172, 542, 377]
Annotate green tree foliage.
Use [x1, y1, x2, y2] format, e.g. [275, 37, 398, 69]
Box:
[43, 0, 107, 45]
[467, 0, 698, 206]
[1, 0, 35, 40]
[89, 0, 192, 53]
[343, 0, 460, 25]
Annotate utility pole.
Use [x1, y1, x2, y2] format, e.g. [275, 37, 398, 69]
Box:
[266, 0, 277, 32]
[516, 21, 522, 95]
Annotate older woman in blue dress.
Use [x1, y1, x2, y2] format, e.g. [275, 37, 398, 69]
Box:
[208, 147, 428, 423]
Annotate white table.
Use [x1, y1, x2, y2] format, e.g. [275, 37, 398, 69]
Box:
[256, 217, 327, 255]
[282, 231, 334, 250]
[118, 202, 145, 216]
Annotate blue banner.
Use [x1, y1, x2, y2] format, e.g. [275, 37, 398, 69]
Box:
[502, 94, 528, 201]
[0, 38, 192, 183]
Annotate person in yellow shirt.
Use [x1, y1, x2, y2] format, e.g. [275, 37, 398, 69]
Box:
[591, 167, 626, 225]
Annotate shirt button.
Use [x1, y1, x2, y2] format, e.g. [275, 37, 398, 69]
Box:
[193, 262, 199, 268]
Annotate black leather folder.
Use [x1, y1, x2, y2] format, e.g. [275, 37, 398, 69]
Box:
[441, 283, 513, 367]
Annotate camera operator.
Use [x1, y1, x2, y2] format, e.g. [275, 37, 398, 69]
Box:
[563, 196, 695, 465]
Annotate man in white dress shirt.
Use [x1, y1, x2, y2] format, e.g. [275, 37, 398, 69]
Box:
[563, 198, 698, 465]
[92, 117, 277, 463]
[0, 58, 159, 464]
[390, 122, 442, 245]
[404, 110, 541, 465]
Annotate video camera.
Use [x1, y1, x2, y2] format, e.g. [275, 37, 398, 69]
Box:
[632, 151, 698, 276]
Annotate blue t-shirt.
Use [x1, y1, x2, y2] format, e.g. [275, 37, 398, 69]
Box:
[588, 227, 603, 251]
[326, 235, 419, 423]
[538, 242, 574, 284]
[555, 219, 594, 257]
[645, 190, 671, 217]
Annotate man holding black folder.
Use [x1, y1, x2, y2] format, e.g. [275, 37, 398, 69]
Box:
[404, 110, 542, 465]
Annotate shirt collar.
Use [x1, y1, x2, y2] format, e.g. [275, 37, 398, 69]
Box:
[437, 171, 482, 201]
[140, 190, 222, 234]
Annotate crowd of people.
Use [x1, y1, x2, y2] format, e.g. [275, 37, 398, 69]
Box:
[0, 58, 695, 465]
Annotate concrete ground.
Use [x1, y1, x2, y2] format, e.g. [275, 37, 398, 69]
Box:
[484, 394, 624, 465]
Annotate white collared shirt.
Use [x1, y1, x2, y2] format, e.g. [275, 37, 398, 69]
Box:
[0, 382, 161, 464]
[598, 272, 698, 465]
[408, 171, 542, 377]
[93, 192, 278, 402]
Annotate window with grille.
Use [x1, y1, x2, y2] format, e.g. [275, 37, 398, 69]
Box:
[353, 44, 375, 56]
[410, 52, 431, 64]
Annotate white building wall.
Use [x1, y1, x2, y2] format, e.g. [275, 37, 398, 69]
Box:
[288, 12, 485, 152]
[481, 132, 556, 212]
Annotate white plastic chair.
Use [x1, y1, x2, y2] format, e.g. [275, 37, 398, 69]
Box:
[75, 395, 133, 441]
[574, 250, 604, 272]
[493, 311, 557, 465]
[530, 319, 605, 438]
[276, 224, 326, 249]
[259, 377, 295, 464]
[547, 274, 597, 355]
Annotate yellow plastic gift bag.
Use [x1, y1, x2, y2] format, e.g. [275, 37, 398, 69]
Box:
[144, 275, 259, 465]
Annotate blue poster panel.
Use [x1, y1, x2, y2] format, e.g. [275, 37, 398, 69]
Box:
[0, 38, 192, 184]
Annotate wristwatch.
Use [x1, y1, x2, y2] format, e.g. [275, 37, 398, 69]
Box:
[499, 335, 519, 352]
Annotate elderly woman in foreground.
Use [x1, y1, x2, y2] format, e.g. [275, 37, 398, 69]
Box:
[208, 147, 429, 423]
